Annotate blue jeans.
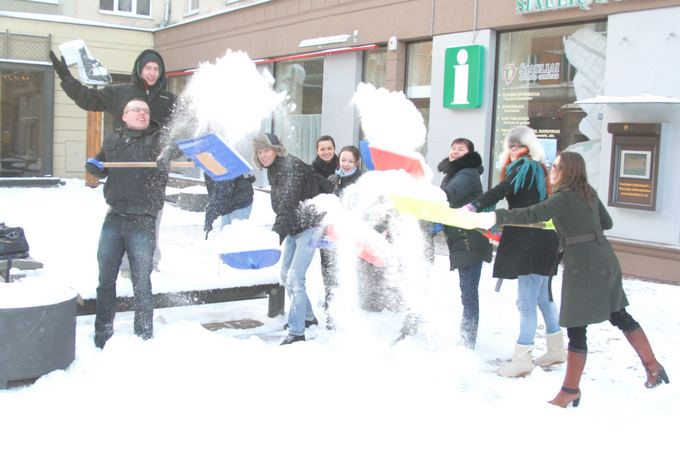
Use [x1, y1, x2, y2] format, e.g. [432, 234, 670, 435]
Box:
[279, 228, 316, 336]
[516, 273, 561, 346]
[120, 208, 162, 271]
[458, 261, 483, 349]
[95, 213, 156, 343]
[220, 203, 253, 228]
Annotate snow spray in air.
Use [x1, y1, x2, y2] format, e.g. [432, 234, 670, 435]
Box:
[165, 50, 286, 159]
[308, 83, 444, 340]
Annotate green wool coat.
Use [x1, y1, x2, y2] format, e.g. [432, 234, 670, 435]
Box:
[495, 189, 628, 328]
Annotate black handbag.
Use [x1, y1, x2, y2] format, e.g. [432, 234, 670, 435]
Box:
[0, 223, 30, 259]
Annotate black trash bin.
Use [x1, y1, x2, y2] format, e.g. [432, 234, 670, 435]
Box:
[0, 286, 77, 389]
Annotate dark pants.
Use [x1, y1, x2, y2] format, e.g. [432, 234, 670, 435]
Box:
[458, 261, 483, 349]
[566, 308, 641, 352]
[320, 248, 335, 309]
[95, 212, 156, 345]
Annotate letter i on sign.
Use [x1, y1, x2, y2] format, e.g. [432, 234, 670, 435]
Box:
[453, 49, 469, 105]
[443, 44, 485, 109]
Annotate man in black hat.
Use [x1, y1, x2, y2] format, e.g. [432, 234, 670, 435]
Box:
[49, 48, 176, 130]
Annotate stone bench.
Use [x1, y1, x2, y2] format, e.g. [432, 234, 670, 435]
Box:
[0, 257, 43, 282]
[77, 283, 285, 318]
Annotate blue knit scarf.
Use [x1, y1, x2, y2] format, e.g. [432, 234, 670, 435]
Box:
[506, 156, 548, 201]
[336, 167, 358, 177]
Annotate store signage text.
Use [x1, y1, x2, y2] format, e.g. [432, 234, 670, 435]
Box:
[515, 0, 624, 15]
[519, 62, 560, 82]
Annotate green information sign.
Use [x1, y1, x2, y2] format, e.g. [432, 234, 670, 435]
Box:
[443, 45, 484, 109]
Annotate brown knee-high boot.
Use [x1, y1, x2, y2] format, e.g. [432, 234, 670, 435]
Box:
[548, 349, 587, 408]
[623, 327, 670, 388]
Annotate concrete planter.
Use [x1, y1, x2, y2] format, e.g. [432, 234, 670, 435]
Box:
[0, 288, 77, 389]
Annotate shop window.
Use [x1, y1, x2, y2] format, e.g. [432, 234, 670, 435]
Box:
[99, 0, 151, 17]
[406, 41, 432, 156]
[0, 68, 47, 177]
[491, 22, 607, 187]
[363, 48, 387, 89]
[273, 59, 323, 163]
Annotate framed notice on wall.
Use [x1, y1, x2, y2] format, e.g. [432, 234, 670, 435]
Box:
[607, 123, 661, 211]
[620, 150, 652, 179]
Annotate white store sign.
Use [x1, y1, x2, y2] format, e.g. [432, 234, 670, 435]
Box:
[515, 0, 624, 15]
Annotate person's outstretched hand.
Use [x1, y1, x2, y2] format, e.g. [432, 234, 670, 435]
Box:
[49, 51, 71, 79]
[475, 212, 497, 230]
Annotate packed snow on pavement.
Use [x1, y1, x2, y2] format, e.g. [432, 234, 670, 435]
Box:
[0, 179, 678, 453]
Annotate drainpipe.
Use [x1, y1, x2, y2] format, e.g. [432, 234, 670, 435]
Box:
[473, 0, 478, 43]
[161, 0, 171, 27]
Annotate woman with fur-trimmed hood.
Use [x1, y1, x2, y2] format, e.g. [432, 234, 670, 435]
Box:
[472, 126, 563, 377]
[252, 133, 321, 346]
[438, 137, 492, 349]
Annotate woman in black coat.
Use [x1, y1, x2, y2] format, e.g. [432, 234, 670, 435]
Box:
[311, 135, 339, 179]
[438, 138, 492, 349]
[472, 126, 563, 376]
[473, 151, 669, 407]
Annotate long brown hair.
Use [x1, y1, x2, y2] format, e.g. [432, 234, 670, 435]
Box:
[553, 151, 595, 201]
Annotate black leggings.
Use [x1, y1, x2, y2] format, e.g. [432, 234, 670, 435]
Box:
[566, 308, 640, 353]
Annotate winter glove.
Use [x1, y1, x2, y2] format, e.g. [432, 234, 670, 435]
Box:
[155, 153, 171, 173]
[85, 158, 105, 176]
[475, 212, 497, 230]
[429, 222, 444, 235]
[49, 51, 71, 79]
[203, 220, 213, 240]
[244, 174, 256, 184]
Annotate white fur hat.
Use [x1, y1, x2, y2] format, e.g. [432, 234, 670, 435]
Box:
[499, 125, 545, 164]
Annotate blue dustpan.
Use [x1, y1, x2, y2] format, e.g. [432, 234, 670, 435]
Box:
[220, 249, 281, 270]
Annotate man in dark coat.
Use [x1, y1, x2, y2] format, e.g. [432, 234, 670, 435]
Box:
[50, 48, 176, 129]
[85, 99, 168, 349]
[51, 48, 177, 272]
[252, 133, 321, 345]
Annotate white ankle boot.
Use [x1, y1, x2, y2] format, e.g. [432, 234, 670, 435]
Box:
[497, 343, 533, 377]
[535, 331, 567, 368]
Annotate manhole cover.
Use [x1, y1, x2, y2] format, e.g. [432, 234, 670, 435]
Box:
[202, 319, 264, 331]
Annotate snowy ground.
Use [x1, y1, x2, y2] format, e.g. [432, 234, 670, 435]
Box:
[1, 179, 678, 453]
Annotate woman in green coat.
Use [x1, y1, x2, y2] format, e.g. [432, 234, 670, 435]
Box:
[473, 151, 669, 407]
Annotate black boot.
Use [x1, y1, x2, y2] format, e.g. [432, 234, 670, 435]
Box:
[280, 334, 306, 346]
[283, 318, 318, 330]
[94, 329, 113, 349]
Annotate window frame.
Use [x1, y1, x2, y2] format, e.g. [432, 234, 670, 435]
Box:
[99, 0, 152, 18]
